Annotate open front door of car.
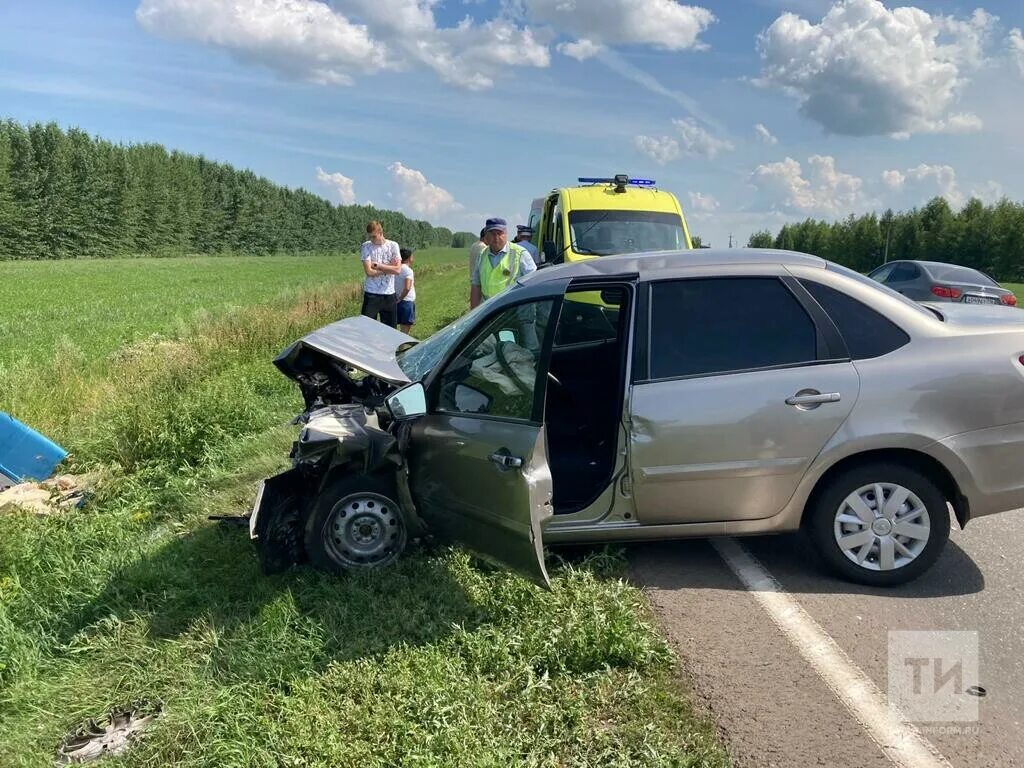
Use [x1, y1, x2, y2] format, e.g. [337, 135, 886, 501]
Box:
[406, 297, 561, 587]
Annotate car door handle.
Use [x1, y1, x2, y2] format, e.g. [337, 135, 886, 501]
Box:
[786, 390, 841, 408]
[489, 451, 524, 469]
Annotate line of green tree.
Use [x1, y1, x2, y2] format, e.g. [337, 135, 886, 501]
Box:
[0, 120, 456, 259]
[747, 197, 1024, 281]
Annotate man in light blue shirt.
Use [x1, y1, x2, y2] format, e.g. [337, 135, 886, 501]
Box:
[514, 224, 539, 262]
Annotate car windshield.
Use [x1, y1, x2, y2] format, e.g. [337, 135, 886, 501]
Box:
[926, 263, 998, 286]
[568, 210, 686, 256]
[827, 263, 936, 319]
[395, 296, 497, 381]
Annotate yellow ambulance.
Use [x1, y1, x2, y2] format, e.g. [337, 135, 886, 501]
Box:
[528, 175, 693, 265]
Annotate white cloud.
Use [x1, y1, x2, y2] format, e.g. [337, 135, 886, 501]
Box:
[672, 117, 734, 159]
[882, 163, 963, 207]
[387, 161, 463, 219]
[883, 165, 1006, 207]
[315, 167, 356, 205]
[756, 0, 993, 136]
[1010, 28, 1024, 75]
[525, 0, 715, 51]
[754, 123, 778, 145]
[634, 135, 681, 165]
[881, 169, 905, 189]
[687, 191, 719, 213]
[557, 38, 603, 61]
[136, 0, 390, 86]
[136, 0, 549, 91]
[970, 180, 1004, 204]
[750, 155, 866, 215]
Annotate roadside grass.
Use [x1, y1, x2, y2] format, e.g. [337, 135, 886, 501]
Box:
[0, 248, 460, 368]
[1004, 283, 1023, 302]
[0, 248, 462, 442]
[0, 257, 728, 766]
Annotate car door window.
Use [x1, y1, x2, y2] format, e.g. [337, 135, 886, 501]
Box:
[649, 278, 818, 379]
[799, 279, 910, 359]
[887, 263, 919, 283]
[868, 264, 895, 283]
[436, 301, 555, 421]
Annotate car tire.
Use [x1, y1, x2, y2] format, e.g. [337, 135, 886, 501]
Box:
[807, 463, 950, 587]
[304, 472, 408, 574]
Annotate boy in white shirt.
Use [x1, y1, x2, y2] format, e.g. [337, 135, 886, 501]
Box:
[397, 248, 416, 334]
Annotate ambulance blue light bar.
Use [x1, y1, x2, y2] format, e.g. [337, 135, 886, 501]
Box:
[578, 176, 656, 186]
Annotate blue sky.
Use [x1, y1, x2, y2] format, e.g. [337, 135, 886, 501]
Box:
[2, 0, 1022, 247]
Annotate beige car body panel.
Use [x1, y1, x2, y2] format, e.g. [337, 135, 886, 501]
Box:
[545, 256, 1024, 545]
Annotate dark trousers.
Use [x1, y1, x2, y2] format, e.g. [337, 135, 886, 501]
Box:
[361, 292, 397, 328]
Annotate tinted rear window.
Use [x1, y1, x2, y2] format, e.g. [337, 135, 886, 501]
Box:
[650, 278, 817, 379]
[926, 264, 998, 286]
[799, 280, 910, 359]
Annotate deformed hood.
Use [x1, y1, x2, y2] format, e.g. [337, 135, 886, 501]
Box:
[274, 315, 414, 385]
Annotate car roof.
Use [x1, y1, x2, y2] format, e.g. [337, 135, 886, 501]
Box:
[522, 248, 827, 284]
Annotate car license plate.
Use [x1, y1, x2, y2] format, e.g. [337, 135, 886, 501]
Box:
[963, 295, 998, 305]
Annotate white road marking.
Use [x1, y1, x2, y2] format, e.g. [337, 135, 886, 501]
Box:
[712, 538, 953, 768]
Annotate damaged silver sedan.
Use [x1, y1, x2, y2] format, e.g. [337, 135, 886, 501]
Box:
[252, 249, 1024, 588]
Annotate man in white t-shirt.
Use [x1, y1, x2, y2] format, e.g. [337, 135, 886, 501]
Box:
[397, 248, 416, 334]
[360, 220, 402, 327]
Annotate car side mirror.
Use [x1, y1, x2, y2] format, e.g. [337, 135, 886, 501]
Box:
[386, 382, 426, 421]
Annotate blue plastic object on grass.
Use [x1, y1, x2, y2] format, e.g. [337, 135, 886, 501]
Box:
[0, 412, 68, 483]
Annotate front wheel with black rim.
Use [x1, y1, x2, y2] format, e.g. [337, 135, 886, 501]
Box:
[304, 473, 408, 574]
[807, 463, 950, 587]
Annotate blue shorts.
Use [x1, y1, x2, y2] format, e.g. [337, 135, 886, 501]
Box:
[397, 300, 416, 326]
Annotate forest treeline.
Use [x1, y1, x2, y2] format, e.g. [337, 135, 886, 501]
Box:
[0, 120, 454, 259]
[748, 196, 1024, 281]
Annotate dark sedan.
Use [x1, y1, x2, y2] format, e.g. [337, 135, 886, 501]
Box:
[868, 260, 1017, 306]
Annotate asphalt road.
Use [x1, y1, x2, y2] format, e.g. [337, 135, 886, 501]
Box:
[629, 508, 1024, 768]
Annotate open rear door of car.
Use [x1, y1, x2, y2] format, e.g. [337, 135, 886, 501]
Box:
[409, 417, 553, 587]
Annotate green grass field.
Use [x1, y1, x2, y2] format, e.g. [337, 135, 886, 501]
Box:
[0, 252, 727, 767]
[0, 248, 459, 368]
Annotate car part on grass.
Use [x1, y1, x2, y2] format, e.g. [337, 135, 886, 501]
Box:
[0, 474, 93, 516]
[55, 699, 162, 765]
[0, 411, 68, 484]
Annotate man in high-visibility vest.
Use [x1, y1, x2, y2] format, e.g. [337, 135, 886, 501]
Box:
[470, 217, 537, 309]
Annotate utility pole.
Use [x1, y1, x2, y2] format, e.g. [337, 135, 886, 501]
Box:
[728, 233, 734, 248]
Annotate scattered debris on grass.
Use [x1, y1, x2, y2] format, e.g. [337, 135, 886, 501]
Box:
[55, 699, 162, 765]
[0, 474, 94, 516]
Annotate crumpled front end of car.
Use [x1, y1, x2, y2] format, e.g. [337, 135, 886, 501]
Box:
[249, 404, 405, 573]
